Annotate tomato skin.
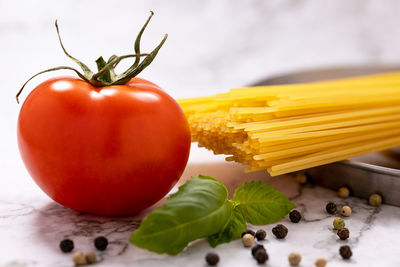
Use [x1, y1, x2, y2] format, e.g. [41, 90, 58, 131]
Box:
[17, 77, 191, 215]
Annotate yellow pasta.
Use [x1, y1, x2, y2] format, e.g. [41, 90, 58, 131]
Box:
[177, 71, 400, 176]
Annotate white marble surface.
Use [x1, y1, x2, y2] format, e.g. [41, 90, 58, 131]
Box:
[1, 0, 400, 266]
[2, 156, 400, 266]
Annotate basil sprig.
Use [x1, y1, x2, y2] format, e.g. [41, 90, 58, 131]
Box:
[234, 181, 297, 225]
[130, 175, 295, 255]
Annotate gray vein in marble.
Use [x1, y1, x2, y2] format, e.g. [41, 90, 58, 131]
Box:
[3, 261, 38, 267]
[1, 168, 399, 266]
[289, 183, 332, 223]
[0, 201, 36, 220]
[33, 202, 142, 259]
[289, 182, 381, 265]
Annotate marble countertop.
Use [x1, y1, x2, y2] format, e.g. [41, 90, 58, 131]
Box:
[1, 0, 400, 266]
[2, 152, 400, 266]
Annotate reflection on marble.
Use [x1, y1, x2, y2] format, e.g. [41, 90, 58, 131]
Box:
[1, 154, 400, 266]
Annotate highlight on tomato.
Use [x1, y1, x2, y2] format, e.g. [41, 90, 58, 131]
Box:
[16, 12, 191, 215]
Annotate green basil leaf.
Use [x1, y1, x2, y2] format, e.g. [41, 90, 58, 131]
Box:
[208, 201, 246, 247]
[130, 175, 232, 255]
[233, 181, 295, 225]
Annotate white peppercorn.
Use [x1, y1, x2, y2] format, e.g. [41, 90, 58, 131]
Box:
[288, 252, 301, 266]
[315, 257, 327, 267]
[295, 173, 307, 184]
[242, 233, 255, 247]
[72, 251, 87, 266]
[85, 251, 97, 264]
[341, 206, 352, 217]
[338, 187, 350, 198]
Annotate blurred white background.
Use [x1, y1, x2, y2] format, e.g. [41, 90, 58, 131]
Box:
[1, 0, 400, 193]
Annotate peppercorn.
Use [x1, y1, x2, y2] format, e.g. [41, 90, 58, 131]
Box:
[241, 229, 255, 237]
[333, 217, 345, 230]
[295, 172, 307, 184]
[255, 229, 266, 241]
[205, 252, 219, 266]
[242, 233, 255, 247]
[337, 227, 350, 240]
[288, 252, 301, 266]
[72, 251, 87, 266]
[251, 244, 266, 256]
[338, 187, 350, 198]
[254, 249, 268, 264]
[314, 257, 327, 267]
[369, 193, 382, 206]
[59, 239, 74, 253]
[325, 202, 337, 214]
[289, 210, 302, 223]
[340, 205, 352, 217]
[94, 236, 108, 251]
[85, 251, 97, 264]
[339, 245, 352, 259]
[272, 224, 288, 239]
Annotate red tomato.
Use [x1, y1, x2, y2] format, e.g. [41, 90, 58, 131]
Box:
[17, 76, 191, 215]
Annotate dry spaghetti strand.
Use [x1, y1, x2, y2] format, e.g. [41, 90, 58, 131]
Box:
[177, 71, 400, 176]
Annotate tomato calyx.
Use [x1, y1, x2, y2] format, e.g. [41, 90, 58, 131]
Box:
[16, 11, 167, 103]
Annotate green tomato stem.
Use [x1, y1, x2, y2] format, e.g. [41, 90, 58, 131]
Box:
[16, 11, 167, 103]
[95, 57, 111, 83]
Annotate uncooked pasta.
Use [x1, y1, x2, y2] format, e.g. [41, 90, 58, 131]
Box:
[178, 72, 400, 176]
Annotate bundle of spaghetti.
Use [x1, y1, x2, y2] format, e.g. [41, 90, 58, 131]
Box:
[177, 72, 400, 176]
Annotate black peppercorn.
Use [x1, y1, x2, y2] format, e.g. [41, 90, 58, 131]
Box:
[241, 229, 255, 237]
[339, 245, 352, 259]
[326, 202, 337, 214]
[337, 228, 350, 240]
[94, 236, 108, 251]
[251, 244, 266, 256]
[254, 249, 268, 264]
[272, 224, 288, 239]
[289, 210, 302, 223]
[59, 239, 74, 253]
[255, 229, 266, 241]
[205, 252, 219, 266]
